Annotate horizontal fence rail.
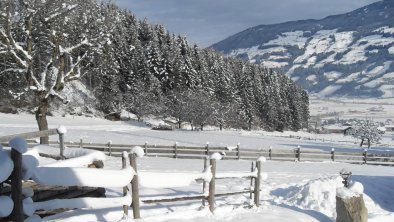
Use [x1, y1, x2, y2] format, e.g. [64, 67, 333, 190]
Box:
[8, 138, 394, 166]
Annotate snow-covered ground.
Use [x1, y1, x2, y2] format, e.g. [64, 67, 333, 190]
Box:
[0, 112, 394, 222]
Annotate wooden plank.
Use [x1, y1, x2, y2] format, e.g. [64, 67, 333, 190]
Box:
[0, 129, 58, 143]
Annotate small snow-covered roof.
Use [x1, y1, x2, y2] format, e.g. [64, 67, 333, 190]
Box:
[322, 125, 350, 130]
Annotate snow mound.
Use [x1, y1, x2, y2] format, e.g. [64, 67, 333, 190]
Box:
[56, 125, 67, 134]
[130, 146, 144, 157]
[0, 149, 13, 182]
[210, 152, 222, 160]
[349, 181, 364, 194]
[0, 196, 13, 217]
[274, 176, 343, 218]
[9, 137, 28, 153]
[34, 146, 106, 168]
[337, 181, 364, 199]
[257, 156, 267, 162]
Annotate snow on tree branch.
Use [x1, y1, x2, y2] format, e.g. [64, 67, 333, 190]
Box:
[44, 4, 78, 22]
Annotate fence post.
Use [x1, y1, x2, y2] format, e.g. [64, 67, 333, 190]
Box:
[237, 143, 240, 160]
[144, 142, 148, 156]
[56, 126, 67, 160]
[122, 153, 128, 216]
[129, 153, 141, 219]
[202, 157, 208, 206]
[331, 148, 335, 162]
[295, 146, 301, 162]
[9, 138, 27, 222]
[250, 161, 255, 200]
[58, 132, 65, 160]
[205, 142, 209, 156]
[174, 142, 178, 159]
[363, 149, 367, 164]
[254, 160, 261, 207]
[107, 141, 112, 156]
[79, 138, 83, 148]
[208, 158, 216, 213]
[269, 146, 272, 160]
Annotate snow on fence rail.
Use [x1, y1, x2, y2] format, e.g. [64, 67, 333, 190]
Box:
[0, 129, 135, 222]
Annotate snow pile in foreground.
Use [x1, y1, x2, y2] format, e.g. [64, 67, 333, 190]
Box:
[273, 176, 344, 218]
[0, 148, 13, 182]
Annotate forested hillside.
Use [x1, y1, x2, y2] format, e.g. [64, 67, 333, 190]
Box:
[0, 0, 309, 131]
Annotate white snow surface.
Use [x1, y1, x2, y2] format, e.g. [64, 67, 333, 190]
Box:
[0, 149, 13, 182]
[31, 166, 134, 187]
[9, 137, 28, 153]
[210, 152, 222, 160]
[0, 113, 394, 221]
[130, 146, 145, 157]
[0, 196, 13, 217]
[56, 125, 67, 134]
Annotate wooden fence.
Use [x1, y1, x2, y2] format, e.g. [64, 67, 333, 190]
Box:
[0, 130, 264, 221]
[14, 138, 392, 166]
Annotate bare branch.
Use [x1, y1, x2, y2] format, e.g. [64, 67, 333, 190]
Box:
[0, 68, 26, 75]
[40, 59, 53, 88]
[64, 52, 88, 82]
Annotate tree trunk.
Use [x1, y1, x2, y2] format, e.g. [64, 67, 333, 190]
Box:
[360, 138, 364, 147]
[200, 124, 204, 131]
[178, 121, 182, 129]
[219, 124, 223, 131]
[35, 99, 50, 144]
[367, 139, 370, 149]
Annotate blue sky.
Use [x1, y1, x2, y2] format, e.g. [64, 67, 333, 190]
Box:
[115, 0, 379, 47]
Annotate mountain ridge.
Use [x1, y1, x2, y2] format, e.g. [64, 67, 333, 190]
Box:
[211, 0, 394, 98]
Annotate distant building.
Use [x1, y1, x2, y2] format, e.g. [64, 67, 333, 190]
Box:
[384, 125, 394, 132]
[321, 125, 352, 134]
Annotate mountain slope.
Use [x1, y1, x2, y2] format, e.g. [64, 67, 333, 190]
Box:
[211, 0, 394, 98]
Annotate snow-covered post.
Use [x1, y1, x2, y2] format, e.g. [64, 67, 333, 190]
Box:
[237, 143, 240, 160]
[174, 142, 178, 159]
[57, 126, 67, 160]
[107, 141, 112, 156]
[122, 152, 128, 216]
[331, 148, 335, 162]
[363, 149, 367, 164]
[269, 146, 272, 160]
[208, 153, 221, 213]
[129, 147, 144, 219]
[9, 137, 28, 222]
[79, 139, 83, 149]
[254, 157, 265, 207]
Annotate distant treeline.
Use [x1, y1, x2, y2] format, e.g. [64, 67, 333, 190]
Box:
[0, 0, 309, 131]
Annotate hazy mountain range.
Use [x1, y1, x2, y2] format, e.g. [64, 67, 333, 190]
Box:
[212, 0, 394, 98]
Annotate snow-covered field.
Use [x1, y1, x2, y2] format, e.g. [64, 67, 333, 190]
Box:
[0, 111, 394, 222]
